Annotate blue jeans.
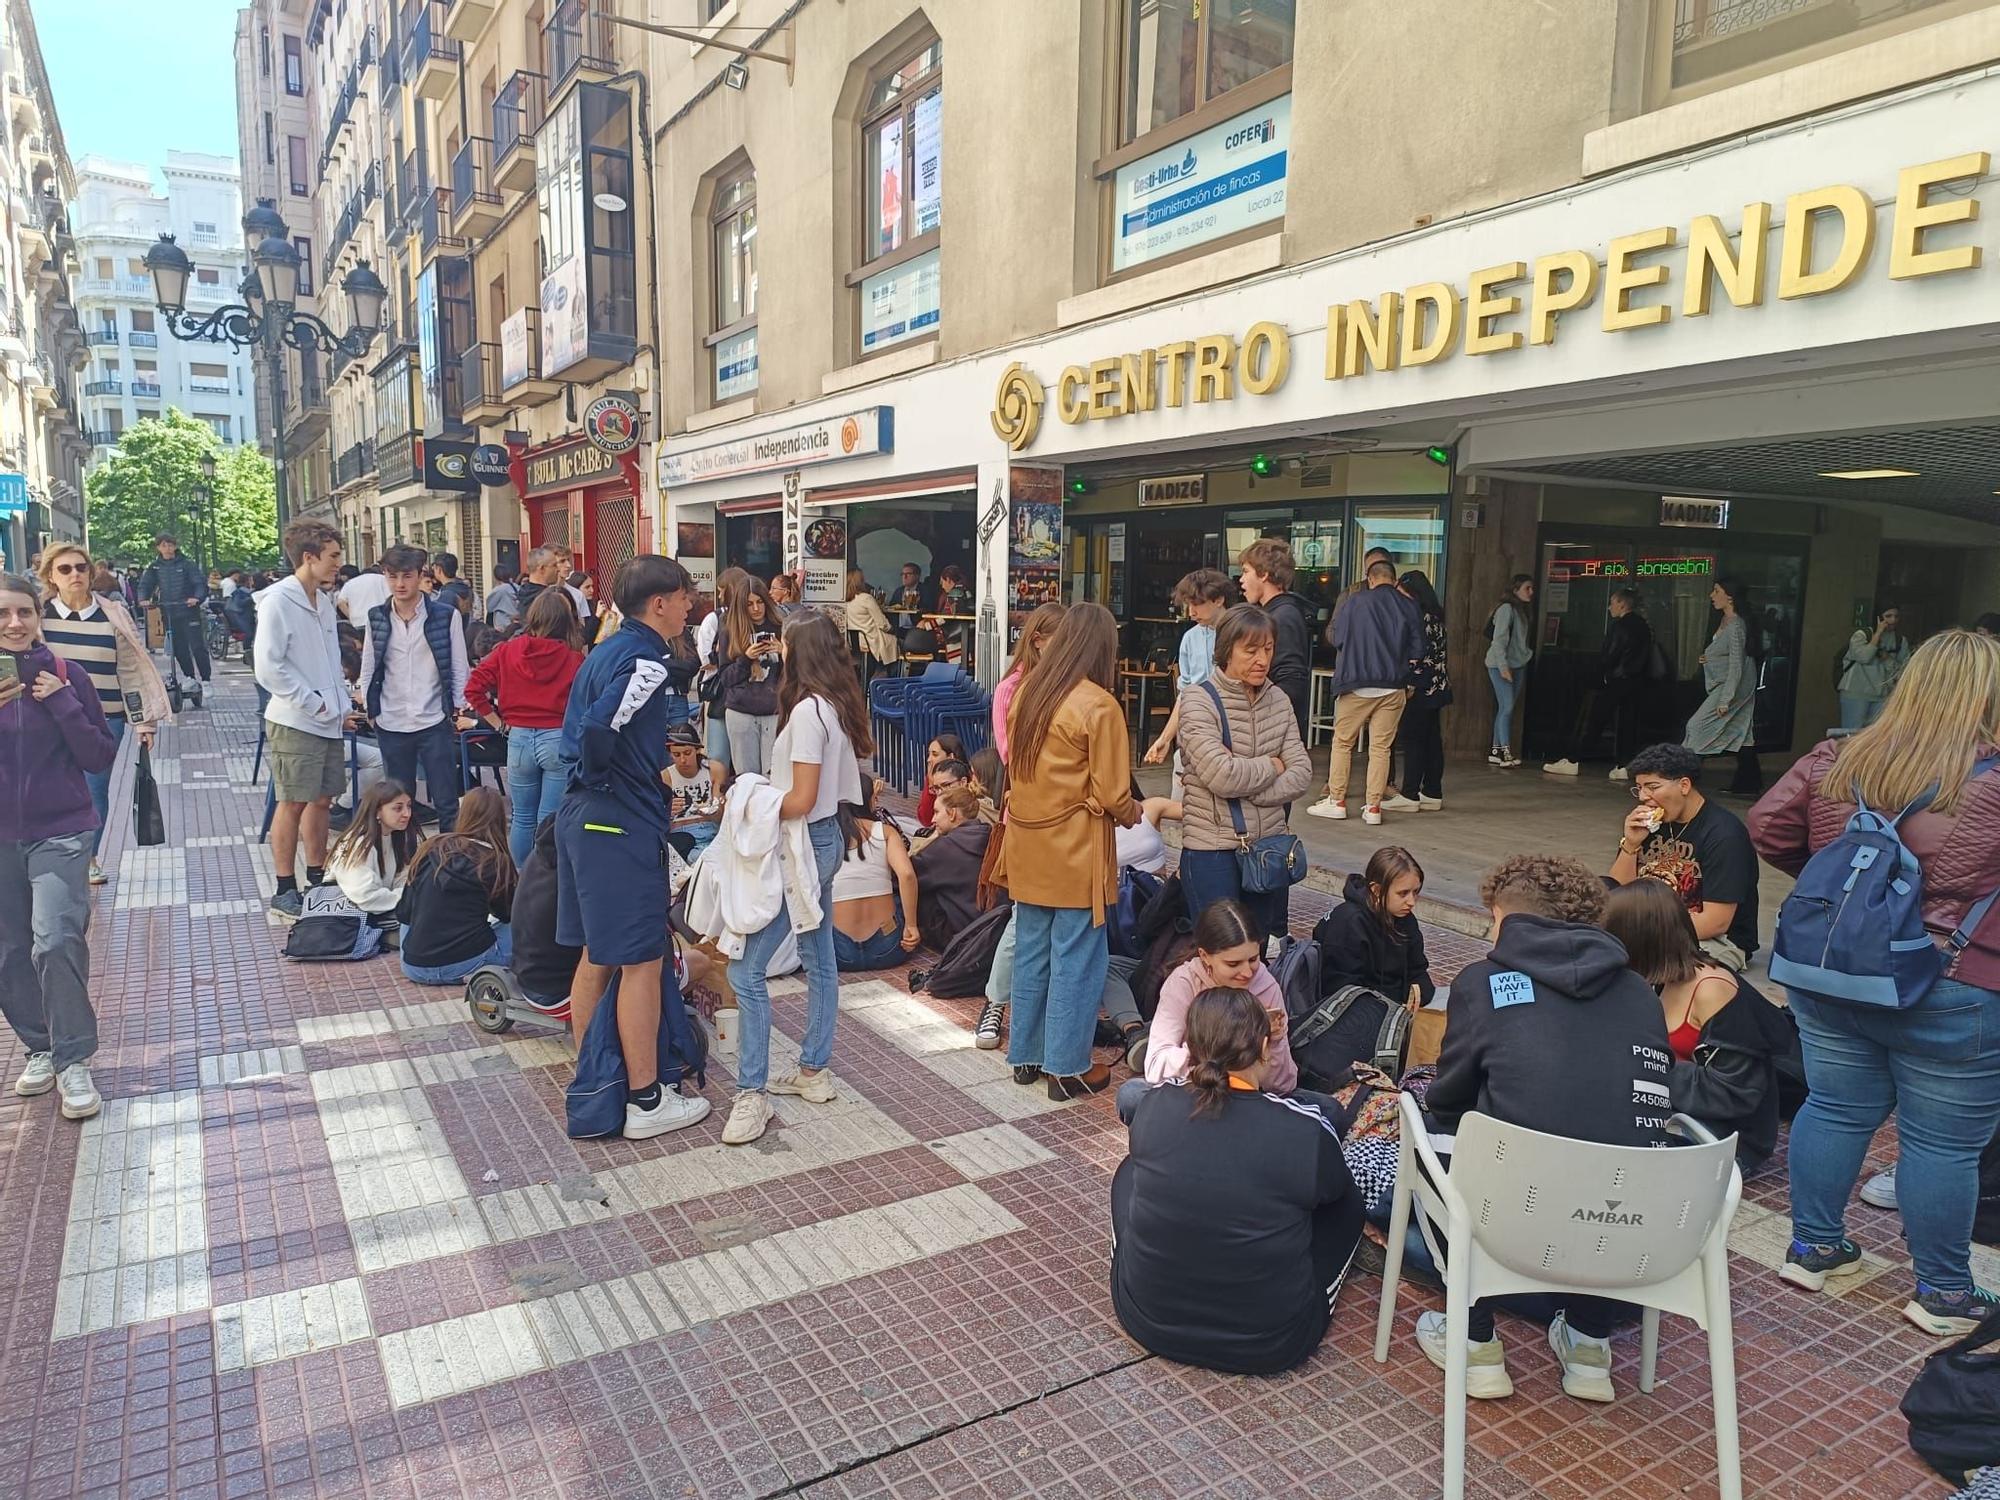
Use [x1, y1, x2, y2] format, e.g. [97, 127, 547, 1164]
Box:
[1008, 902, 1109, 1077]
[1487, 665, 1523, 750]
[377, 718, 461, 832]
[400, 924, 511, 987]
[1178, 847, 1289, 948]
[1788, 980, 2000, 1291]
[834, 894, 907, 972]
[728, 818, 842, 1091]
[506, 727, 569, 866]
[1838, 695, 1884, 731]
[84, 716, 126, 856]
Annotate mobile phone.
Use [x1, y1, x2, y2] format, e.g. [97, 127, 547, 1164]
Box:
[0, 655, 17, 686]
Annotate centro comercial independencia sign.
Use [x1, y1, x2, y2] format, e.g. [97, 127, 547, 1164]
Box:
[660, 408, 893, 487]
[989, 151, 1987, 452]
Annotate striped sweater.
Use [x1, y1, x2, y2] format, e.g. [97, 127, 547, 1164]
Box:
[42, 599, 126, 720]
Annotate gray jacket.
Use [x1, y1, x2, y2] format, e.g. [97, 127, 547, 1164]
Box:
[1484, 601, 1534, 671]
[1176, 671, 1314, 852]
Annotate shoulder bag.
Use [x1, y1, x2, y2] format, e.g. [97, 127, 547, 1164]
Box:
[1199, 680, 1307, 894]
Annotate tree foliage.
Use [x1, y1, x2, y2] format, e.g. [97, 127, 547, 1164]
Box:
[84, 410, 279, 570]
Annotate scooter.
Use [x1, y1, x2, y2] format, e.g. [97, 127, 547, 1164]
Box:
[160, 604, 204, 713]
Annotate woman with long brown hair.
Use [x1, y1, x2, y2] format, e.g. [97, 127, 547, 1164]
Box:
[1750, 629, 2000, 1334]
[696, 566, 748, 779]
[722, 610, 877, 1146]
[843, 568, 900, 668]
[992, 601, 1138, 1099]
[991, 600, 1065, 764]
[708, 574, 783, 778]
[463, 586, 585, 866]
[396, 785, 516, 985]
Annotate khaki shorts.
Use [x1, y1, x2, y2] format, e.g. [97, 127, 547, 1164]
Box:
[266, 720, 347, 804]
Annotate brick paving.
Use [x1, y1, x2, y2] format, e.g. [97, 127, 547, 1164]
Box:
[0, 664, 1956, 1499]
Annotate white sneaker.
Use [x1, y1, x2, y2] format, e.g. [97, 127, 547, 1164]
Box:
[1607, 766, 1630, 782]
[57, 1063, 100, 1121]
[768, 1069, 838, 1104]
[720, 1090, 774, 1145]
[1495, 749, 1522, 769]
[1418, 796, 1444, 811]
[1361, 805, 1383, 826]
[14, 1051, 55, 1097]
[1305, 796, 1347, 821]
[625, 1088, 711, 1140]
[1548, 1313, 1616, 1403]
[1543, 758, 1581, 777]
[1414, 1310, 1514, 1399]
[1379, 794, 1422, 812]
[1860, 1169, 1898, 1210]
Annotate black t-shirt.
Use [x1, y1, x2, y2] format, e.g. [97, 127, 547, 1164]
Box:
[1113, 1084, 1355, 1372]
[1637, 798, 1760, 958]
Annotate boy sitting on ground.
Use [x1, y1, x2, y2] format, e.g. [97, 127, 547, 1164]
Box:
[663, 723, 722, 861]
[1416, 854, 1674, 1406]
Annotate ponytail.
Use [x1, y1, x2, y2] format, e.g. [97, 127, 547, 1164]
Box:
[1182, 986, 1272, 1118]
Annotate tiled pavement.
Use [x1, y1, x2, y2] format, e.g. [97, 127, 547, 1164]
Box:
[0, 665, 1957, 1500]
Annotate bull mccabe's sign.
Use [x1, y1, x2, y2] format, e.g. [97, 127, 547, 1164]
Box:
[990, 152, 1988, 453]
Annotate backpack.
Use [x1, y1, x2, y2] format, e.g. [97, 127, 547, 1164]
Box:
[1290, 983, 1412, 1092]
[1267, 935, 1321, 1024]
[564, 953, 706, 1139]
[1133, 918, 1198, 1023]
[1976, 1123, 2000, 1249]
[920, 901, 1013, 999]
[1107, 868, 1166, 961]
[1768, 756, 2000, 1009]
[1901, 1307, 2000, 1484]
[282, 885, 385, 962]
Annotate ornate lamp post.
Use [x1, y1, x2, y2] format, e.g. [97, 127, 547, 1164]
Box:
[145, 198, 386, 540]
[194, 450, 216, 573]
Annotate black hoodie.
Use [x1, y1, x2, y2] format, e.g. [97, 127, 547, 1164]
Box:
[1264, 590, 1313, 736]
[1313, 873, 1435, 1005]
[1427, 914, 1672, 1150]
[1668, 973, 1801, 1173]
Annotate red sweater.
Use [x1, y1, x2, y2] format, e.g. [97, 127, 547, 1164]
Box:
[464, 636, 583, 729]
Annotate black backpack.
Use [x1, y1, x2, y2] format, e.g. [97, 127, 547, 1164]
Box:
[1290, 983, 1412, 1092]
[920, 901, 1013, 999]
[1902, 1308, 2000, 1483]
[283, 885, 386, 963]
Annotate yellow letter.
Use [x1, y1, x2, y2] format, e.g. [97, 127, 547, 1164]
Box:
[1057, 366, 1089, 424]
[1400, 282, 1460, 366]
[1602, 228, 1677, 332]
[1779, 185, 1876, 299]
[1338, 293, 1401, 377]
[1240, 322, 1291, 395]
[1087, 357, 1122, 419]
[1191, 334, 1236, 403]
[1157, 340, 1195, 407]
[1683, 207, 1769, 317]
[1465, 262, 1526, 355]
[1324, 306, 1345, 379]
[1527, 252, 1599, 346]
[1118, 351, 1159, 413]
[1890, 152, 1988, 280]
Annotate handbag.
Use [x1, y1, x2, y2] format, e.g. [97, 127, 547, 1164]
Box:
[1902, 1306, 2000, 1483]
[133, 741, 166, 847]
[1199, 681, 1307, 894]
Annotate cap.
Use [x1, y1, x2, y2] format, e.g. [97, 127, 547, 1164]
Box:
[665, 723, 701, 748]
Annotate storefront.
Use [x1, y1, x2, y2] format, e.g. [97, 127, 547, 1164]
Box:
[518, 433, 643, 579]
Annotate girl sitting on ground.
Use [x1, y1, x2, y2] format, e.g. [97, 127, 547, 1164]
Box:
[831, 774, 922, 972]
[914, 732, 968, 826]
[396, 786, 516, 986]
[327, 779, 419, 946]
[1313, 846, 1436, 1005]
[1111, 985, 1364, 1375]
[1127, 900, 1297, 1104]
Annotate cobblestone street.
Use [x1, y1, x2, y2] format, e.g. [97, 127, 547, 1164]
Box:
[0, 667, 1959, 1499]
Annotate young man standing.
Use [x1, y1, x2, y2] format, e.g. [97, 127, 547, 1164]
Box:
[336, 563, 391, 624]
[139, 533, 211, 689]
[1545, 589, 1655, 779]
[1310, 557, 1423, 825]
[254, 521, 352, 919]
[431, 552, 472, 615]
[357, 544, 470, 833]
[557, 554, 708, 1138]
[1238, 539, 1313, 740]
[484, 564, 522, 634]
[1608, 742, 1761, 971]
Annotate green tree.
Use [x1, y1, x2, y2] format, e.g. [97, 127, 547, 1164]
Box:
[84, 410, 279, 570]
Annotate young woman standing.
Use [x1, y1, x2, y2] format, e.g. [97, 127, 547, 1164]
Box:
[1483, 574, 1535, 768]
[1685, 578, 1762, 794]
[710, 575, 784, 779]
[993, 602, 1139, 1099]
[37, 543, 171, 884]
[991, 601, 1066, 764]
[722, 611, 875, 1145]
[463, 587, 585, 866]
[1393, 571, 1451, 810]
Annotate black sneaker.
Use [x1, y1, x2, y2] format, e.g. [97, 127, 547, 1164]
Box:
[1011, 1065, 1042, 1086]
[907, 968, 931, 993]
[1905, 1283, 2000, 1336]
[974, 998, 1004, 1050]
[1122, 1024, 1149, 1075]
[268, 887, 304, 921]
[1093, 1017, 1124, 1049]
[1780, 1237, 1864, 1292]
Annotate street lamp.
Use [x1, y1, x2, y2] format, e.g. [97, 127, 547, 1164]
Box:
[144, 197, 386, 538]
[196, 451, 217, 573]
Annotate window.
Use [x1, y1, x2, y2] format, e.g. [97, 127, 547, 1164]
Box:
[855, 37, 942, 357]
[197, 415, 232, 442]
[192, 221, 218, 246]
[191, 362, 229, 378]
[288, 136, 309, 195]
[264, 112, 275, 167]
[709, 168, 757, 401]
[260, 24, 271, 76]
[131, 310, 154, 332]
[1122, 0, 1294, 143]
[1649, 0, 1975, 106]
[283, 35, 304, 95]
[294, 237, 314, 295]
[93, 256, 112, 279]
[196, 268, 221, 285]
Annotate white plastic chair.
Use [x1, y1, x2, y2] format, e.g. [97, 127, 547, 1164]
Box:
[1373, 1094, 1744, 1500]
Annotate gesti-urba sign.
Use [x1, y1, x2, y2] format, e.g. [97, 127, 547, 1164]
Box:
[989, 152, 1987, 453]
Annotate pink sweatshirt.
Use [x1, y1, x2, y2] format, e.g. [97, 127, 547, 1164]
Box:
[991, 668, 1023, 763]
[1144, 956, 1298, 1095]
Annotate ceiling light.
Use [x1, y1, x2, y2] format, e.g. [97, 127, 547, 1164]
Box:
[1819, 468, 1919, 480]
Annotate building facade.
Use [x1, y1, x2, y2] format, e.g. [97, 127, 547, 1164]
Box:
[73, 154, 259, 460]
[0, 0, 87, 569]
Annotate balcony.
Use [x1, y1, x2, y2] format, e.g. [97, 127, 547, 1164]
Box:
[84, 378, 122, 397]
[449, 137, 502, 237]
[491, 71, 544, 196]
[403, 0, 460, 103]
[442, 0, 497, 44]
[497, 306, 562, 407]
[544, 0, 615, 105]
[457, 342, 505, 423]
[333, 437, 377, 489]
[87, 329, 119, 346]
[131, 379, 162, 400]
[395, 154, 421, 232]
[419, 187, 465, 256]
[129, 331, 158, 348]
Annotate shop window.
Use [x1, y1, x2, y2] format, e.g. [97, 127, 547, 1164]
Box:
[284, 34, 304, 95]
[1351, 504, 1447, 596]
[1647, 0, 1979, 108]
[1122, 0, 1293, 144]
[709, 166, 757, 403]
[854, 36, 941, 358]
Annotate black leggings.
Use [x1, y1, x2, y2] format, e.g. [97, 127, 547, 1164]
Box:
[1570, 678, 1640, 768]
[1397, 699, 1445, 801]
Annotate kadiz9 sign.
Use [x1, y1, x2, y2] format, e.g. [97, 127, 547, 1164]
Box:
[584, 395, 641, 456]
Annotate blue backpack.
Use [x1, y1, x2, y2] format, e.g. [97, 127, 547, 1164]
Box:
[1769, 757, 2000, 1009]
[565, 949, 708, 1138]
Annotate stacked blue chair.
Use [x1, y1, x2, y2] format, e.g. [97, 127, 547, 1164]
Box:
[867, 675, 916, 792]
[901, 664, 990, 791]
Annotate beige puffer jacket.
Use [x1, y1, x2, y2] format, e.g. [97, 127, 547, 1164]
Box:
[1176, 670, 1314, 851]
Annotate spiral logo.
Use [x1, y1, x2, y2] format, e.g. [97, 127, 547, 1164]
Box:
[990, 362, 1045, 452]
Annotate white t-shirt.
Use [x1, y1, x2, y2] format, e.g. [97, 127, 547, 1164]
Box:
[771, 694, 864, 824]
[668, 762, 716, 820]
[338, 572, 391, 622]
[1116, 815, 1168, 874]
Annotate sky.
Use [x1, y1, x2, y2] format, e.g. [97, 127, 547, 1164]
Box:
[34, 0, 245, 178]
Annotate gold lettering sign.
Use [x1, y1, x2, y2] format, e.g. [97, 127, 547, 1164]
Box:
[524, 440, 619, 496]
